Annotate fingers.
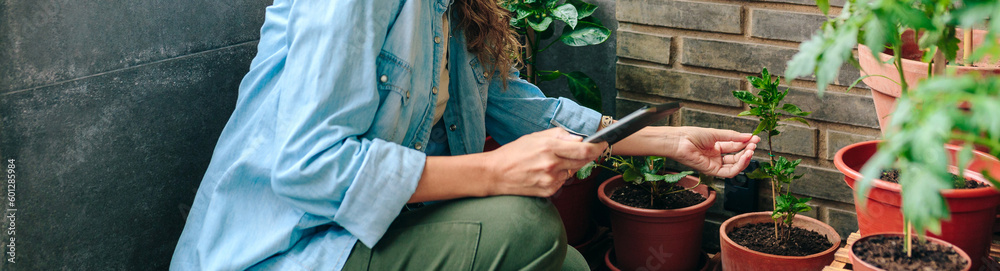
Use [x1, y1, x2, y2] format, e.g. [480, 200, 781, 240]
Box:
[542, 128, 605, 161]
[717, 148, 755, 177]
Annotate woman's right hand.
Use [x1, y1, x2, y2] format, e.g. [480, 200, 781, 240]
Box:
[481, 128, 607, 198]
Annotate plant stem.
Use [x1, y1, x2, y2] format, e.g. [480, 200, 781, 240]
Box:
[905, 222, 912, 257]
[767, 129, 779, 241]
[963, 28, 973, 66]
[893, 41, 909, 94]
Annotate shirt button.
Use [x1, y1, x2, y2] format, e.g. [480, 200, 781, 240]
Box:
[432, 87, 438, 94]
[405, 91, 410, 98]
[414, 142, 423, 150]
[379, 75, 388, 83]
[483, 72, 489, 77]
[449, 124, 457, 131]
[434, 36, 441, 44]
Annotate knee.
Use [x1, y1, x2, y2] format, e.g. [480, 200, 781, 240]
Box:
[478, 196, 567, 247]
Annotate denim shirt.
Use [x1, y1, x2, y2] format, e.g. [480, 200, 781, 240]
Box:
[170, 0, 601, 270]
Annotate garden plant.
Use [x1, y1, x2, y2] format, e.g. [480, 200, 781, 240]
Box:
[502, 0, 611, 111]
[732, 69, 815, 244]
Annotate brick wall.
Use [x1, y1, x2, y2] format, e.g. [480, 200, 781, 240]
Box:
[612, 0, 880, 251]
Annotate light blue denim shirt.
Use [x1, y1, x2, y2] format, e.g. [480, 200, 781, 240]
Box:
[170, 0, 601, 270]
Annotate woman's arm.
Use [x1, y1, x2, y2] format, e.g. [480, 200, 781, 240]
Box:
[611, 126, 760, 178]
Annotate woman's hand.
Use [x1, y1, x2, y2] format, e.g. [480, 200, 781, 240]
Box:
[614, 126, 760, 178]
[482, 128, 607, 198]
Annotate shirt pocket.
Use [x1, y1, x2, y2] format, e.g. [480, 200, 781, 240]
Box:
[468, 57, 489, 108]
[371, 50, 413, 142]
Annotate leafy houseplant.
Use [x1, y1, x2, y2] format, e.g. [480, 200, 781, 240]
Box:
[717, 69, 840, 271]
[788, 0, 1000, 268]
[733, 69, 814, 242]
[502, 0, 611, 111]
[579, 157, 715, 271]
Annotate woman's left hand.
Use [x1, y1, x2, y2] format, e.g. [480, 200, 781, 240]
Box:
[613, 126, 760, 178]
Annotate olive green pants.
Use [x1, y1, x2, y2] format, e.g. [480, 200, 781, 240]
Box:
[343, 196, 589, 270]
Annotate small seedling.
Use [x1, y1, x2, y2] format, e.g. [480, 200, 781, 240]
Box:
[578, 156, 695, 206]
[733, 68, 813, 243]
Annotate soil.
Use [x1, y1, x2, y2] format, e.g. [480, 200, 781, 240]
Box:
[728, 223, 833, 256]
[608, 183, 706, 210]
[852, 235, 969, 271]
[880, 169, 989, 189]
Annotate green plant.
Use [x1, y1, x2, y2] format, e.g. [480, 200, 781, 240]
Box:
[856, 73, 1000, 253]
[502, 0, 611, 111]
[732, 69, 814, 242]
[786, 0, 1000, 94]
[785, 0, 1000, 255]
[577, 156, 695, 206]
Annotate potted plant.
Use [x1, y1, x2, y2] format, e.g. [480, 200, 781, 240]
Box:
[833, 74, 1000, 270]
[785, 0, 1000, 134]
[579, 156, 715, 271]
[502, 0, 611, 111]
[719, 69, 841, 271]
[849, 233, 972, 271]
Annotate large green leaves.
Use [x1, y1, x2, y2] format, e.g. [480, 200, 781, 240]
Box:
[551, 3, 578, 29]
[564, 71, 602, 111]
[559, 21, 610, 46]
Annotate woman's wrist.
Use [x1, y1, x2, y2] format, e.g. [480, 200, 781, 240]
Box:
[610, 126, 683, 158]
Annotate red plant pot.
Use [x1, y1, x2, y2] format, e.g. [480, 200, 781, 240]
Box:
[598, 174, 716, 271]
[848, 233, 971, 271]
[549, 168, 601, 246]
[834, 140, 1000, 271]
[718, 212, 841, 271]
[604, 248, 711, 271]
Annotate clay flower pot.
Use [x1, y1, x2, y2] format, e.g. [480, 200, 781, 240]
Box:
[598, 174, 716, 271]
[858, 29, 1000, 134]
[834, 140, 1000, 271]
[718, 212, 841, 271]
[550, 168, 601, 246]
[848, 233, 971, 271]
[604, 248, 712, 271]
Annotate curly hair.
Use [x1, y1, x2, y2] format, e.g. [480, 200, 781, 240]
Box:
[453, 0, 521, 87]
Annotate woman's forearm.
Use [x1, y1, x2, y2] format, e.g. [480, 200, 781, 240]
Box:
[409, 154, 493, 203]
[609, 126, 681, 158]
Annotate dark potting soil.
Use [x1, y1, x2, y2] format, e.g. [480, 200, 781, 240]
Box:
[880, 169, 989, 189]
[728, 223, 833, 257]
[608, 183, 706, 210]
[852, 235, 969, 271]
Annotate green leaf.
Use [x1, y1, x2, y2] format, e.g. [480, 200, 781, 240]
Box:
[862, 17, 886, 63]
[527, 16, 553, 32]
[623, 168, 642, 184]
[737, 110, 754, 117]
[817, 0, 829, 15]
[732, 91, 763, 105]
[551, 3, 579, 29]
[782, 117, 809, 125]
[568, 0, 598, 19]
[751, 122, 767, 136]
[536, 70, 563, 82]
[747, 167, 770, 180]
[786, 31, 824, 84]
[576, 161, 597, 179]
[564, 71, 602, 111]
[780, 103, 811, 117]
[661, 171, 694, 184]
[644, 173, 666, 182]
[559, 21, 610, 46]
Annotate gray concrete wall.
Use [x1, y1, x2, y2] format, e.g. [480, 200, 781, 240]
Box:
[536, 0, 619, 115]
[0, 0, 268, 269]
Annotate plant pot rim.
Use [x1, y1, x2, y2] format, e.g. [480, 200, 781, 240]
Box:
[719, 211, 842, 260]
[597, 174, 716, 217]
[834, 140, 1000, 198]
[848, 232, 972, 271]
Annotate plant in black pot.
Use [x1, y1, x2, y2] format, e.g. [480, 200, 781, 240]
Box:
[578, 156, 714, 271]
[719, 69, 841, 271]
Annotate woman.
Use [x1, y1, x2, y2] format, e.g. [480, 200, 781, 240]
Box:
[171, 0, 759, 270]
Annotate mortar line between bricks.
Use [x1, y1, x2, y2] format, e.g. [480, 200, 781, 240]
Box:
[1, 40, 260, 97]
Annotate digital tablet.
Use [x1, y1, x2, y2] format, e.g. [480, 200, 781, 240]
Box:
[583, 102, 681, 144]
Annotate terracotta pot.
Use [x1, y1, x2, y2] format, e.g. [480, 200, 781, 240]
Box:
[550, 168, 601, 246]
[858, 29, 1000, 134]
[604, 248, 711, 271]
[718, 212, 841, 271]
[848, 233, 971, 271]
[834, 140, 1000, 271]
[598, 174, 716, 271]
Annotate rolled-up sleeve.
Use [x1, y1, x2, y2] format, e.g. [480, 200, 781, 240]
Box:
[485, 70, 602, 144]
[268, 0, 421, 248]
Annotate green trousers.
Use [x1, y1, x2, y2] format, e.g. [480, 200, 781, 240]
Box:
[343, 196, 590, 270]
